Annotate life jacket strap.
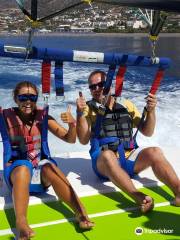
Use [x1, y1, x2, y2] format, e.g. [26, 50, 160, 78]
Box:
[0, 108, 9, 141]
[95, 136, 128, 170]
[41, 105, 51, 159]
[23, 135, 40, 143]
[98, 137, 119, 146]
[26, 142, 41, 151]
[117, 143, 127, 170]
[0, 107, 12, 165]
[98, 137, 136, 151]
[24, 135, 33, 143]
[93, 114, 105, 138]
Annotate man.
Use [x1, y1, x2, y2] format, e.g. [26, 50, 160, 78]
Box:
[76, 70, 180, 212]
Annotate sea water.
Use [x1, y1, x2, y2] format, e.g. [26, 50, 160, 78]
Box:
[0, 33, 180, 158]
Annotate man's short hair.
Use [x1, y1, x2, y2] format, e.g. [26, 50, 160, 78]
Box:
[88, 70, 106, 84]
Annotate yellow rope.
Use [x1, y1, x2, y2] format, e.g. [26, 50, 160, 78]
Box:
[84, 0, 92, 3]
[30, 20, 42, 28]
[149, 35, 158, 41]
[24, 15, 41, 28]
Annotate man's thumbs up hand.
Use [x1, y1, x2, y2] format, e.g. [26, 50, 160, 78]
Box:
[76, 91, 86, 113]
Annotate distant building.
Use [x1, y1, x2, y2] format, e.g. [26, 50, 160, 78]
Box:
[38, 28, 52, 33]
[70, 26, 93, 32]
[56, 25, 71, 32]
[133, 20, 147, 29]
[126, 20, 134, 28]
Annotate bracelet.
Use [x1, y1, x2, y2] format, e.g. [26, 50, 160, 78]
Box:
[76, 110, 84, 117]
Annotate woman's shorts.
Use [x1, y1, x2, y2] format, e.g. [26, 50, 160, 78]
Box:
[4, 158, 57, 193]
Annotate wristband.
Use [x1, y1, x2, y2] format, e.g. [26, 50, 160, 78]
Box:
[76, 110, 84, 117]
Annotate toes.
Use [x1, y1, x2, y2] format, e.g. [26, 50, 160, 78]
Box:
[29, 230, 35, 238]
[75, 215, 94, 230]
[171, 198, 180, 207]
[144, 195, 153, 203]
[17, 228, 35, 240]
[79, 220, 94, 229]
[141, 196, 154, 213]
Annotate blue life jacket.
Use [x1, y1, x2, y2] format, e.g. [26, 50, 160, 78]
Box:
[88, 98, 138, 175]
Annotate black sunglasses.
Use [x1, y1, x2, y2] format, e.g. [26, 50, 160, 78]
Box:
[17, 94, 38, 103]
[89, 81, 105, 90]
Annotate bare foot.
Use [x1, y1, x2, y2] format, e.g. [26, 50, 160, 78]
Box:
[133, 192, 154, 213]
[172, 193, 180, 206]
[16, 218, 35, 240]
[75, 213, 95, 230]
[140, 195, 154, 213]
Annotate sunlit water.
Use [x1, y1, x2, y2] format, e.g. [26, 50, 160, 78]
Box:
[0, 33, 180, 157]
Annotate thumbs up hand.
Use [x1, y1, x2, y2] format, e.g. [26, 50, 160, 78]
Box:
[61, 105, 75, 124]
[76, 91, 87, 113]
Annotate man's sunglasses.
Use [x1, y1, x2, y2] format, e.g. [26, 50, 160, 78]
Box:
[17, 94, 38, 103]
[89, 81, 105, 90]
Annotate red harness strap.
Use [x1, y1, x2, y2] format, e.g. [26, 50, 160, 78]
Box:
[115, 66, 127, 97]
[41, 60, 51, 95]
[150, 69, 164, 95]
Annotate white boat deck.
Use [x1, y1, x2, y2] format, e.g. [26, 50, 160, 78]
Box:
[0, 147, 180, 210]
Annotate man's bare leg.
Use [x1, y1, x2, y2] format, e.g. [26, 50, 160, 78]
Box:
[134, 147, 180, 206]
[97, 150, 154, 213]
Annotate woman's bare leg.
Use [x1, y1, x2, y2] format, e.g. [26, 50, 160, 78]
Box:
[11, 166, 35, 240]
[42, 164, 94, 229]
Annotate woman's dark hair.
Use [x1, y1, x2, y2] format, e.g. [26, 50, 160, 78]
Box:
[13, 81, 39, 102]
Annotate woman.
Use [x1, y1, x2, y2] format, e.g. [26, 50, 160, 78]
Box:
[1, 81, 94, 240]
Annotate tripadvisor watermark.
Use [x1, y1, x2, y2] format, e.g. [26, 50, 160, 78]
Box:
[135, 227, 174, 235]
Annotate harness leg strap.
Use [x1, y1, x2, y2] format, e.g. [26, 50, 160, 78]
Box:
[117, 143, 127, 170]
[117, 144, 136, 178]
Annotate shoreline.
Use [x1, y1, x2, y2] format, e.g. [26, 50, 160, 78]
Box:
[1, 32, 180, 38]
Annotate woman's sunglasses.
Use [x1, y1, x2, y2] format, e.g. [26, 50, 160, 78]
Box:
[17, 94, 38, 103]
[89, 81, 105, 90]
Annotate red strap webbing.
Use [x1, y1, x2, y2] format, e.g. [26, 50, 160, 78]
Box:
[41, 61, 51, 95]
[115, 66, 127, 97]
[133, 68, 165, 140]
[149, 69, 164, 95]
